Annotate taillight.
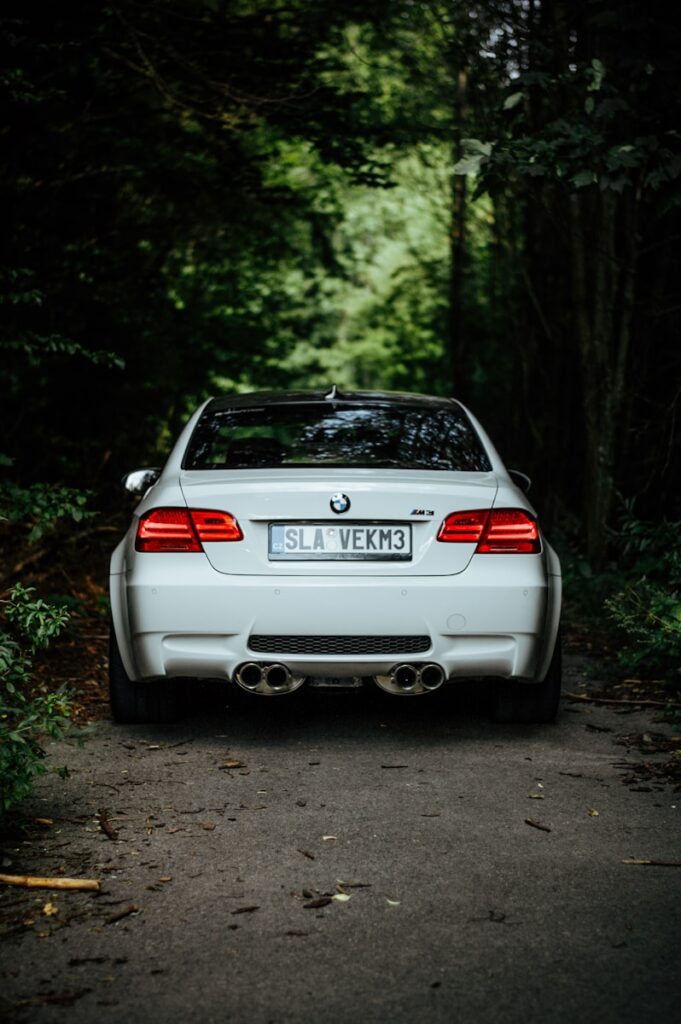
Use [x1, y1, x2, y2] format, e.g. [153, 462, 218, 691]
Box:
[437, 508, 540, 553]
[436, 509, 488, 543]
[135, 508, 243, 552]
[190, 509, 243, 543]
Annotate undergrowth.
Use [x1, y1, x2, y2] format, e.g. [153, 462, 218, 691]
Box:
[0, 584, 74, 813]
[559, 502, 681, 688]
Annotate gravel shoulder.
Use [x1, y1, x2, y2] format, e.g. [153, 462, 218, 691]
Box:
[1, 655, 680, 1024]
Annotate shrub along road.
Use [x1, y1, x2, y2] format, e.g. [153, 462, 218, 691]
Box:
[1, 655, 680, 1024]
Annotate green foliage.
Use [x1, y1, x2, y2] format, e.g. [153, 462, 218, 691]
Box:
[605, 510, 681, 682]
[0, 0, 678, 553]
[0, 476, 94, 542]
[0, 585, 73, 814]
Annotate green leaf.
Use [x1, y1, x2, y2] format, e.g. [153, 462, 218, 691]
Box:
[572, 170, 596, 188]
[453, 139, 492, 176]
[453, 155, 483, 175]
[503, 92, 523, 111]
[588, 58, 606, 92]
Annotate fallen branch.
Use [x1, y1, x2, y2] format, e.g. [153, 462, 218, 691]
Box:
[105, 903, 139, 924]
[0, 874, 101, 892]
[565, 691, 681, 709]
[622, 858, 681, 867]
[524, 818, 551, 833]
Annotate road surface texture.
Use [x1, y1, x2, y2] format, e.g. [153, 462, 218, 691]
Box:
[1, 655, 680, 1024]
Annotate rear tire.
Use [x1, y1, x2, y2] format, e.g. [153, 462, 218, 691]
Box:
[109, 624, 184, 724]
[491, 632, 562, 724]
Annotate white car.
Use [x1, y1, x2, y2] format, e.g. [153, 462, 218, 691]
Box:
[109, 389, 562, 724]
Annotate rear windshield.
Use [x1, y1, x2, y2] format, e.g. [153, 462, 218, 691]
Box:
[183, 402, 491, 472]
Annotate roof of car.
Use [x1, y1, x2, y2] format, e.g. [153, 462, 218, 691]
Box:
[206, 389, 459, 412]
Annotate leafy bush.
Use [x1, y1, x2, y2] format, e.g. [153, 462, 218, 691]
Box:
[0, 472, 94, 543]
[0, 584, 74, 813]
[604, 508, 681, 682]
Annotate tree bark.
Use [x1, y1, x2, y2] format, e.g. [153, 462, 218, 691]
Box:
[569, 186, 640, 564]
[449, 67, 468, 400]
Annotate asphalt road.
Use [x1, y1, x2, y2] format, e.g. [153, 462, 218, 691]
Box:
[1, 657, 680, 1024]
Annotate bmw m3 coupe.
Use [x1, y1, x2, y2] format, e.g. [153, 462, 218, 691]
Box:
[109, 389, 562, 723]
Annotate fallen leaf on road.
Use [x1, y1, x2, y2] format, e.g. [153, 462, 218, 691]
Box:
[231, 905, 260, 915]
[303, 897, 332, 909]
[296, 800, 307, 807]
[386, 898, 401, 906]
[42, 902, 59, 917]
[528, 794, 544, 800]
[524, 818, 551, 833]
[159, 876, 172, 883]
[331, 893, 351, 903]
[585, 724, 612, 734]
[34, 818, 54, 827]
[588, 808, 600, 817]
[97, 808, 119, 842]
[322, 835, 337, 841]
[297, 849, 315, 860]
[220, 759, 244, 770]
[421, 812, 440, 817]
[337, 880, 371, 888]
[285, 930, 308, 936]
[200, 822, 216, 831]
[381, 764, 408, 769]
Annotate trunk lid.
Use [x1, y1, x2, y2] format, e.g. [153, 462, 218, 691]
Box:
[180, 468, 498, 576]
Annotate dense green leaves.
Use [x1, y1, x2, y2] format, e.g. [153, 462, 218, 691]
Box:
[605, 510, 681, 679]
[0, 585, 73, 813]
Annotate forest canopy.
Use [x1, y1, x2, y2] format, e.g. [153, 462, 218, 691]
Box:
[2, 0, 680, 563]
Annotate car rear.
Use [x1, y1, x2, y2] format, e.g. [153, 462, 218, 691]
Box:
[110, 391, 561, 707]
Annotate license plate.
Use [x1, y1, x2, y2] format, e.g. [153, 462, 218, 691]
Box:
[268, 523, 412, 561]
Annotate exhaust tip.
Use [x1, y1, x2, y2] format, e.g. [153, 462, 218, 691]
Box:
[235, 661, 305, 696]
[420, 663, 445, 690]
[392, 664, 419, 690]
[237, 662, 263, 689]
[374, 662, 447, 696]
[264, 663, 290, 690]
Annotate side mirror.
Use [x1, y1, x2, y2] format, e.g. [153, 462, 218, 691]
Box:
[509, 469, 532, 494]
[122, 468, 161, 497]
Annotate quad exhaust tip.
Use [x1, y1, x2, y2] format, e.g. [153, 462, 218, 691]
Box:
[234, 661, 304, 696]
[235, 660, 445, 696]
[375, 662, 446, 696]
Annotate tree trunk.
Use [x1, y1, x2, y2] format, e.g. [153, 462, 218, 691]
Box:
[569, 186, 640, 564]
[449, 67, 468, 400]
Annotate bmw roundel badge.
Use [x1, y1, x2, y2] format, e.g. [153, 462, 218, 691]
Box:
[330, 492, 351, 514]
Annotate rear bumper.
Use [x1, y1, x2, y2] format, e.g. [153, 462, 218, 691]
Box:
[111, 549, 561, 684]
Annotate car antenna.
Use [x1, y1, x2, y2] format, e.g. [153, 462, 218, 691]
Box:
[325, 384, 338, 401]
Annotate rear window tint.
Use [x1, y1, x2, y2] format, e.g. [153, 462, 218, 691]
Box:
[183, 402, 491, 472]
